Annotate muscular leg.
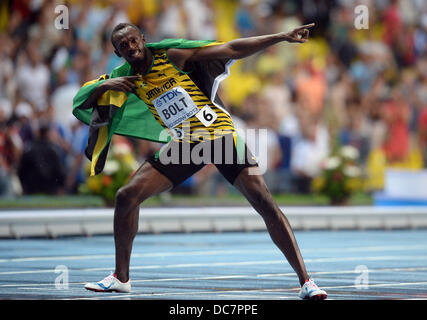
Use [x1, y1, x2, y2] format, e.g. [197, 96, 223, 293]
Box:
[233, 167, 309, 286]
[113, 161, 173, 282]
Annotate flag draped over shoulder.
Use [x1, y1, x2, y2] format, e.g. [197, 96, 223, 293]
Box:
[72, 38, 233, 176]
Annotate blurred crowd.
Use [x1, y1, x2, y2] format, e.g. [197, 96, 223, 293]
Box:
[1, 0, 427, 198]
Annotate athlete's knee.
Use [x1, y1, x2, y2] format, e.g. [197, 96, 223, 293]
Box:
[116, 185, 131, 201]
[115, 183, 148, 208]
[115, 186, 133, 209]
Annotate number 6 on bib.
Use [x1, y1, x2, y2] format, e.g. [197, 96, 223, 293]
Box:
[196, 105, 217, 127]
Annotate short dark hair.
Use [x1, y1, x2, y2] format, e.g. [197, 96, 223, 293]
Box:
[110, 23, 142, 48]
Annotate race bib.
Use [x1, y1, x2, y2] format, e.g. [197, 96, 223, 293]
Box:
[152, 86, 199, 128]
[169, 127, 185, 140]
[195, 105, 217, 127]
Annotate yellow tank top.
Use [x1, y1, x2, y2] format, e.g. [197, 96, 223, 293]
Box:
[133, 49, 235, 143]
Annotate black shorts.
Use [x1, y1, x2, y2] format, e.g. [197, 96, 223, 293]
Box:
[147, 134, 258, 187]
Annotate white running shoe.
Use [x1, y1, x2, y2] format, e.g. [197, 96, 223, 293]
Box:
[84, 272, 131, 293]
[298, 279, 327, 300]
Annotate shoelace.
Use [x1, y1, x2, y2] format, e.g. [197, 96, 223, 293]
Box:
[304, 279, 319, 291]
[99, 272, 116, 285]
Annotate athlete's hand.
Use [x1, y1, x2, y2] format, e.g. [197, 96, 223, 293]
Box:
[100, 75, 141, 93]
[283, 23, 315, 43]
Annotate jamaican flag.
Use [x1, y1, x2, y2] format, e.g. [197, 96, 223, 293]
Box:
[73, 39, 235, 176]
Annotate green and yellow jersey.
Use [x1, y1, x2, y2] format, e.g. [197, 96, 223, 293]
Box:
[133, 49, 235, 143]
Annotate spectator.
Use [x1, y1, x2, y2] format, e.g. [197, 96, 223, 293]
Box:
[295, 60, 327, 117]
[64, 117, 89, 194]
[0, 33, 14, 100]
[417, 104, 427, 167]
[339, 99, 371, 163]
[382, 89, 411, 163]
[184, 0, 217, 40]
[235, 0, 258, 37]
[0, 108, 23, 196]
[290, 113, 329, 193]
[157, 0, 188, 39]
[15, 42, 50, 112]
[17, 122, 65, 195]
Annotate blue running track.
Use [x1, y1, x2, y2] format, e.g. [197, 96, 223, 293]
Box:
[0, 230, 427, 300]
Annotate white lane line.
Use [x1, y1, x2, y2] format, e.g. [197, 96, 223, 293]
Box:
[2, 255, 427, 275]
[321, 281, 427, 290]
[17, 287, 63, 292]
[0, 250, 258, 263]
[2, 244, 427, 263]
[0, 250, 249, 263]
[257, 266, 427, 278]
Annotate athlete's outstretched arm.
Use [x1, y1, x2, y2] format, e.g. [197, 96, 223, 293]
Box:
[167, 23, 314, 68]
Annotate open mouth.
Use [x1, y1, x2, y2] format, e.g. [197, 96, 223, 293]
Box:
[129, 50, 142, 59]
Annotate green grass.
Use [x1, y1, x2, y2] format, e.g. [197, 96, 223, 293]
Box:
[0, 195, 105, 209]
[145, 192, 374, 207]
[0, 192, 373, 209]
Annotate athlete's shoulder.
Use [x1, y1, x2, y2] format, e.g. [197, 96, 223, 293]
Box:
[110, 62, 132, 78]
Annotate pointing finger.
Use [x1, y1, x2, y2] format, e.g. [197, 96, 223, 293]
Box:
[296, 23, 315, 30]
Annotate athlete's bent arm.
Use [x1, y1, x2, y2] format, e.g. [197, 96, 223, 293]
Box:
[167, 23, 314, 69]
[79, 76, 141, 109]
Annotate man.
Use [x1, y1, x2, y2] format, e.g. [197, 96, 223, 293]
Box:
[79, 22, 327, 300]
[18, 122, 65, 195]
